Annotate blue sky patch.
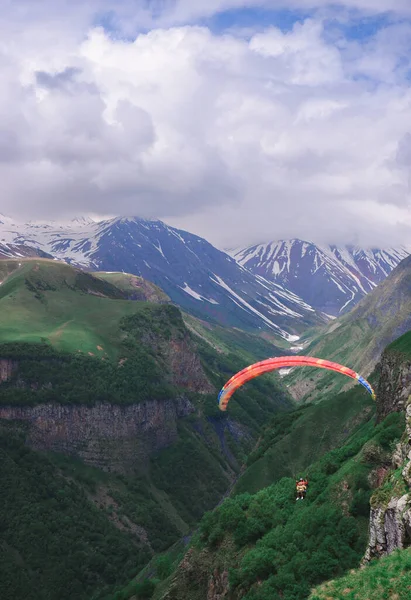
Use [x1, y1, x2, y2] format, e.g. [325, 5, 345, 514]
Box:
[202, 7, 311, 35]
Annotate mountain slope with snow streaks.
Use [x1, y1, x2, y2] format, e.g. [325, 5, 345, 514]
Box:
[230, 239, 411, 315]
[0, 216, 325, 339]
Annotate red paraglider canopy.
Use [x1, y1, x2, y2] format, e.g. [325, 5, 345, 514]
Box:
[218, 356, 375, 411]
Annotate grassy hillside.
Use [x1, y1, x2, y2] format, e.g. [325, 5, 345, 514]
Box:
[234, 383, 375, 496]
[154, 408, 404, 600]
[0, 258, 293, 600]
[309, 548, 411, 599]
[0, 259, 144, 358]
[387, 329, 411, 359]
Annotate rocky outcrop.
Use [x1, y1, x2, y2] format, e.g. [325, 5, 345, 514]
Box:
[165, 337, 214, 393]
[160, 548, 233, 600]
[375, 350, 411, 422]
[364, 496, 411, 561]
[136, 321, 214, 394]
[363, 362, 411, 563]
[0, 358, 17, 382]
[0, 397, 195, 474]
[207, 569, 230, 600]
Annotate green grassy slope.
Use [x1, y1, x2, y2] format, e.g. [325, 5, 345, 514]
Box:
[183, 313, 288, 363]
[234, 384, 375, 496]
[309, 548, 411, 599]
[387, 329, 411, 359]
[155, 410, 404, 600]
[0, 259, 145, 358]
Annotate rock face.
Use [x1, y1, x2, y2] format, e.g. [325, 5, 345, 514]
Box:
[376, 350, 411, 422]
[363, 352, 411, 562]
[0, 397, 195, 474]
[0, 316, 213, 472]
[160, 548, 232, 600]
[207, 569, 230, 600]
[159, 336, 214, 394]
[364, 496, 411, 561]
[0, 358, 16, 382]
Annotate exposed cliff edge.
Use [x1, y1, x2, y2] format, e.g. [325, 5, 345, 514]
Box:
[149, 334, 214, 394]
[0, 398, 195, 474]
[375, 350, 411, 423]
[363, 344, 411, 563]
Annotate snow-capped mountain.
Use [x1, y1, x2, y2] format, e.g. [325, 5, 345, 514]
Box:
[0, 216, 326, 339]
[229, 239, 411, 316]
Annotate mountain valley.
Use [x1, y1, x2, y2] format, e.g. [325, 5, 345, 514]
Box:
[1, 215, 407, 343]
[0, 257, 291, 600]
[1, 236, 411, 600]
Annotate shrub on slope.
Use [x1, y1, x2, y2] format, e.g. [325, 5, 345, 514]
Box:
[158, 411, 404, 600]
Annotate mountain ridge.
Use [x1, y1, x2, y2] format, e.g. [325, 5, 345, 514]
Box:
[282, 253, 411, 404]
[229, 238, 411, 316]
[0, 216, 325, 340]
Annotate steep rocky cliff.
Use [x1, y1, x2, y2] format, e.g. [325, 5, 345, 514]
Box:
[0, 398, 195, 474]
[375, 350, 411, 423]
[147, 333, 214, 393]
[363, 343, 411, 562]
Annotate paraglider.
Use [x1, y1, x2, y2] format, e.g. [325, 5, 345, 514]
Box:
[217, 356, 376, 411]
[296, 477, 308, 501]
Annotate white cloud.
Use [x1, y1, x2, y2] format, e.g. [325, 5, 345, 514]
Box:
[2, 4, 411, 247]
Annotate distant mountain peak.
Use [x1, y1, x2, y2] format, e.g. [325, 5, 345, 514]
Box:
[69, 216, 96, 226]
[229, 239, 411, 315]
[0, 217, 325, 339]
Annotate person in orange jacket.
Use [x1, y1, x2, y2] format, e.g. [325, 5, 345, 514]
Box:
[296, 477, 308, 500]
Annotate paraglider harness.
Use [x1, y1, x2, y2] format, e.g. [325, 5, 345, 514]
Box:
[296, 478, 308, 500]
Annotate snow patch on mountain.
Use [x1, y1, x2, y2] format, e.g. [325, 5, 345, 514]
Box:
[0, 216, 325, 338]
[229, 239, 411, 316]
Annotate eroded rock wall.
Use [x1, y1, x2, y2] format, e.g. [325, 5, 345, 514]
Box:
[0, 397, 195, 474]
[364, 349, 411, 562]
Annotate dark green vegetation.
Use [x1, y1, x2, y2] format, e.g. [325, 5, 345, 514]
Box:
[159, 407, 404, 600]
[0, 258, 292, 600]
[0, 424, 150, 600]
[0, 298, 192, 406]
[310, 548, 411, 599]
[0, 323, 173, 406]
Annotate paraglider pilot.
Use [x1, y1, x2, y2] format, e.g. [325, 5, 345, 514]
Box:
[296, 477, 308, 500]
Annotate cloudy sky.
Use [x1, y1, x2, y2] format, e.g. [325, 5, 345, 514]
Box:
[2, 0, 411, 248]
